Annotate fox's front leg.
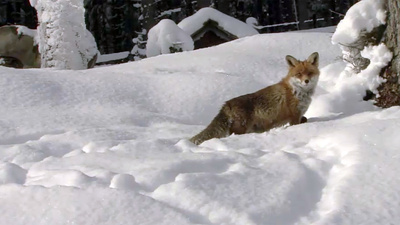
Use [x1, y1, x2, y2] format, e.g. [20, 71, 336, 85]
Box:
[289, 114, 306, 126]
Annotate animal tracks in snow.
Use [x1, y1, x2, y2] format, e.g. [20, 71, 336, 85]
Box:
[0, 130, 66, 146]
[0, 122, 363, 225]
[0, 162, 27, 185]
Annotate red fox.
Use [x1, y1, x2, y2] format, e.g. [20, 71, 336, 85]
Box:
[190, 52, 320, 145]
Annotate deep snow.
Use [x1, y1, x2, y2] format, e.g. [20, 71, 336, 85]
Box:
[0, 30, 400, 225]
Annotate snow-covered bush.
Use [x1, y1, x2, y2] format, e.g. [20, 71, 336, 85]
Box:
[131, 28, 147, 61]
[332, 0, 392, 98]
[146, 19, 194, 58]
[332, 0, 387, 74]
[31, 0, 98, 70]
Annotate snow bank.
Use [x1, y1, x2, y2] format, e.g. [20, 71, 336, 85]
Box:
[307, 44, 392, 118]
[146, 19, 194, 57]
[328, 0, 391, 111]
[358, 44, 392, 94]
[178, 7, 258, 38]
[332, 0, 386, 45]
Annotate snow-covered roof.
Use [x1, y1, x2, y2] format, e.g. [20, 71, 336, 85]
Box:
[178, 7, 258, 39]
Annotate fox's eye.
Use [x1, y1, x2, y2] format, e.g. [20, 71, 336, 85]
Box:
[296, 73, 301, 77]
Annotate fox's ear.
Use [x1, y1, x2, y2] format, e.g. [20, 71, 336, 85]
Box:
[286, 55, 299, 68]
[307, 52, 319, 67]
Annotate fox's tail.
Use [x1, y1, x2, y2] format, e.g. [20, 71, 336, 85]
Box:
[190, 110, 231, 145]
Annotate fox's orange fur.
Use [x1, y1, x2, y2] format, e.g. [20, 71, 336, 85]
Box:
[190, 52, 320, 145]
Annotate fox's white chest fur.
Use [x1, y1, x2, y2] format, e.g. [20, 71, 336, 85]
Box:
[288, 76, 318, 116]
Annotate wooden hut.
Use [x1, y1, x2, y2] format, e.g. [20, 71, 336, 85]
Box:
[178, 7, 258, 49]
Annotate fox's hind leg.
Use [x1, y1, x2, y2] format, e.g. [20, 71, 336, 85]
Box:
[229, 113, 254, 135]
[230, 119, 248, 134]
[189, 110, 231, 145]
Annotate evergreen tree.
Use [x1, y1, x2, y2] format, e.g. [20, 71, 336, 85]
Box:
[130, 0, 147, 60]
[264, 0, 283, 32]
[20, 0, 38, 28]
[85, 0, 137, 55]
[131, 28, 147, 60]
[308, 0, 332, 27]
[297, 0, 309, 30]
[210, 0, 218, 9]
[84, 0, 108, 54]
[114, 0, 135, 53]
[0, 0, 37, 28]
[179, 0, 197, 19]
[179, 0, 188, 19]
[233, 0, 253, 22]
[280, 0, 297, 30]
[153, 0, 182, 23]
[254, 0, 268, 26]
[228, 0, 239, 18]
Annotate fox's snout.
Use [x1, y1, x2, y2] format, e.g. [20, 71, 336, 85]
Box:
[297, 75, 312, 84]
[289, 74, 318, 90]
[299, 75, 315, 85]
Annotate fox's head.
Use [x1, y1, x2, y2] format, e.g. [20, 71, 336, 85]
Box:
[285, 52, 320, 90]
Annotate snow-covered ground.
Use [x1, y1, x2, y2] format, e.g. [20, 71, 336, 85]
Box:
[0, 29, 399, 225]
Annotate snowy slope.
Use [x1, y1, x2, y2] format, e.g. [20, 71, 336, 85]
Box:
[0, 30, 400, 225]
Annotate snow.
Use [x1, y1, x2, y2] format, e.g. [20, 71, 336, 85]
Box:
[97, 51, 130, 64]
[15, 25, 36, 39]
[331, 0, 386, 45]
[246, 17, 258, 27]
[146, 19, 194, 57]
[1, 28, 400, 224]
[178, 7, 259, 38]
[330, 0, 391, 101]
[28, 0, 37, 7]
[358, 44, 392, 95]
[158, 8, 181, 18]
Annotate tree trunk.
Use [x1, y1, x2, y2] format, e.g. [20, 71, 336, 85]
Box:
[34, 0, 97, 69]
[376, 0, 400, 107]
[297, 0, 308, 30]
